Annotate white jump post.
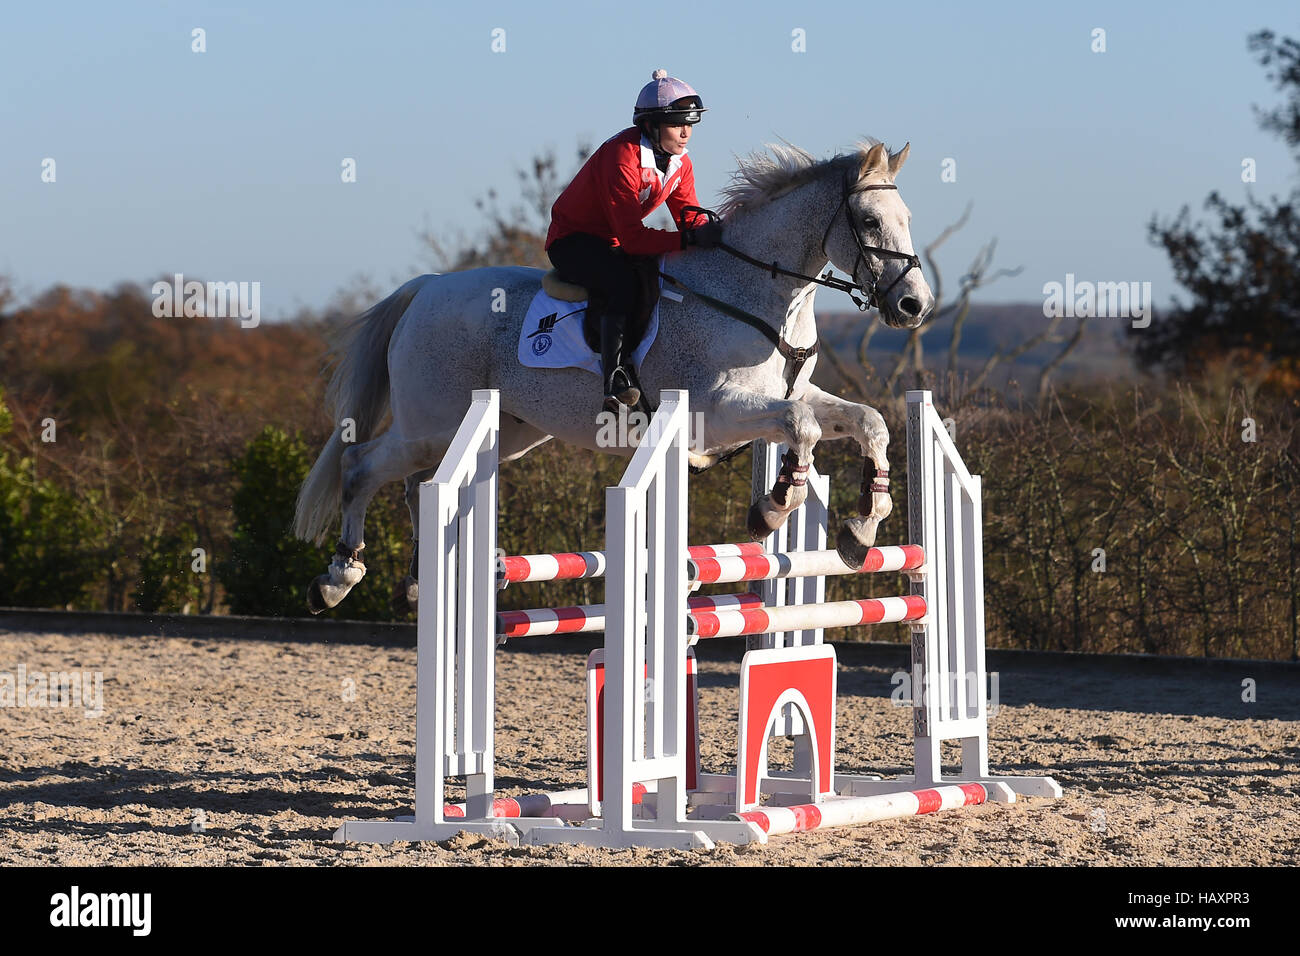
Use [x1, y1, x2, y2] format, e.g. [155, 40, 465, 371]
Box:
[527, 391, 760, 849]
[826, 390, 1061, 800]
[332, 389, 565, 845]
[904, 388, 1060, 798]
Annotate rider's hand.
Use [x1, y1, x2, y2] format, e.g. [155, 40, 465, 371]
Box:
[682, 221, 724, 250]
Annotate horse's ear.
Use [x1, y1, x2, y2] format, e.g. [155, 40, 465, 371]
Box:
[888, 142, 910, 177]
[859, 142, 889, 179]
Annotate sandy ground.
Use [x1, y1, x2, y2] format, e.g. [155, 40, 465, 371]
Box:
[1, 627, 1297, 866]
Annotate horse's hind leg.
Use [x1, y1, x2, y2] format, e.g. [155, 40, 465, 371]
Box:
[391, 416, 553, 615]
[388, 467, 436, 615]
[308, 431, 443, 614]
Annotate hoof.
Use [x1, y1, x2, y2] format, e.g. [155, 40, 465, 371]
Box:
[390, 576, 418, 616]
[688, 451, 716, 474]
[307, 566, 364, 615]
[836, 517, 879, 571]
[747, 502, 771, 541]
[307, 575, 332, 615]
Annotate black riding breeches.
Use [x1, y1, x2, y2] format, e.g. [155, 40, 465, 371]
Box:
[547, 232, 653, 316]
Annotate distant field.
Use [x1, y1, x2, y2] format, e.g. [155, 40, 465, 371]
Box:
[819, 302, 1137, 391]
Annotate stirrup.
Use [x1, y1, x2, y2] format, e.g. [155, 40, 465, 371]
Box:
[603, 370, 641, 411]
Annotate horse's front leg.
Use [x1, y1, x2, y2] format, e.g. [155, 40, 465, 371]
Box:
[798, 383, 893, 569]
[712, 394, 822, 540]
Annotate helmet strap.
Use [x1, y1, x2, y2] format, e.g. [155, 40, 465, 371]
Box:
[639, 118, 668, 155]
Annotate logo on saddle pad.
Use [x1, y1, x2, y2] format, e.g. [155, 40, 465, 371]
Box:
[529, 312, 560, 336]
[527, 306, 586, 356]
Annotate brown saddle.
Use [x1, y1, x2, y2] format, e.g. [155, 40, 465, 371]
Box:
[541, 256, 662, 355]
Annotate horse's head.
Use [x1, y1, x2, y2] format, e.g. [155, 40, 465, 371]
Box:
[826, 142, 934, 329]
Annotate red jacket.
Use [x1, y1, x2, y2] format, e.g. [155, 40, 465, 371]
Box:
[545, 127, 709, 257]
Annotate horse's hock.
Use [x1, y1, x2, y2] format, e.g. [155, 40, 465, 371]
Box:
[332, 389, 1061, 850]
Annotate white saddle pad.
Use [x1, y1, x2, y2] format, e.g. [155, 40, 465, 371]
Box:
[518, 268, 674, 376]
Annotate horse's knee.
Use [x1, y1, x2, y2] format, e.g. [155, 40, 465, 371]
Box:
[860, 406, 890, 459]
[783, 402, 821, 452]
[837, 402, 886, 455]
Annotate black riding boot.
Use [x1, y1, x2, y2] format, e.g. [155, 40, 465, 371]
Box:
[600, 310, 641, 412]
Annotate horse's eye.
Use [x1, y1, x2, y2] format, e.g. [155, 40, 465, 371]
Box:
[861, 215, 879, 229]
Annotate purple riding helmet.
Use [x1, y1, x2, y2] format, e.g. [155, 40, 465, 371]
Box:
[633, 69, 707, 131]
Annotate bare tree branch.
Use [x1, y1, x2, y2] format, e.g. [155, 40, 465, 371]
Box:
[817, 336, 871, 400]
[860, 204, 1027, 401]
[1036, 317, 1089, 401]
[923, 202, 973, 319]
[872, 203, 977, 396]
[948, 240, 1025, 376]
[857, 320, 881, 372]
[884, 327, 919, 394]
[968, 313, 1065, 394]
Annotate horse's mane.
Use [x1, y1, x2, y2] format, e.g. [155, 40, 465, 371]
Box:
[716, 137, 882, 220]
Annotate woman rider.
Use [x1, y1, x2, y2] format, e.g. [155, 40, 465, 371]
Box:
[545, 69, 724, 411]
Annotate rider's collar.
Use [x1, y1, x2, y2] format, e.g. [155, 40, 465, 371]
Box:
[639, 131, 684, 183]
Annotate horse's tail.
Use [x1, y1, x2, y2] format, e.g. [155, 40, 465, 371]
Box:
[294, 279, 422, 546]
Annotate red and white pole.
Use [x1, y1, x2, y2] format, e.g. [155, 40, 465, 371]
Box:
[730, 783, 994, 836]
[498, 542, 768, 584]
[690, 594, 927, 639]
[689, 544, 924, 585]
[442, 783, 648, 820]
[497, 591, 764, 639]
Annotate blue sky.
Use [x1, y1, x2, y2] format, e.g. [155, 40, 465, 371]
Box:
[1, 0, 1296, 317]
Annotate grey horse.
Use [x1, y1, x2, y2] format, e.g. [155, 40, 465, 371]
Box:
[294, 139, 933, 613]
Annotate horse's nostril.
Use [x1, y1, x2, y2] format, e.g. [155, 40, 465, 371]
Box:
[899, 296, 921, 316]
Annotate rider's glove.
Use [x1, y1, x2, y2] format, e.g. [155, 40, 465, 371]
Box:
[682, 221, 724, 250]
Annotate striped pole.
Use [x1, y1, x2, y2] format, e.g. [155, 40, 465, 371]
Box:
[442, 783, 647, 819]
[689, 544, 924, 585]
[729, 783, 993, 836]
[501, 543, 924, 587]
[498, 592, 763, 639]
[690, 594, 927, 639]
[498, 542, 768, 585]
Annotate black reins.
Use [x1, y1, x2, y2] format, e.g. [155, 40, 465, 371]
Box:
[671, 171, 922, 315]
